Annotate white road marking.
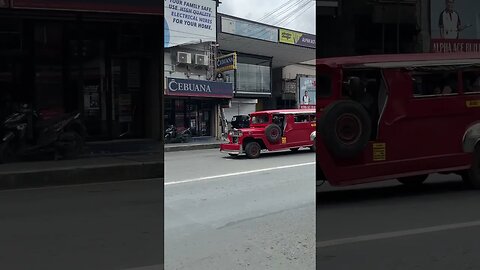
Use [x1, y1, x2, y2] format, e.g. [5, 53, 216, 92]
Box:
[317, 220, 480, 248]
[165, 162, 315, 186]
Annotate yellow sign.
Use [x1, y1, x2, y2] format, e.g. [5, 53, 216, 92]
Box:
[279, 29, 303, 45]
[466, 100, 480, 108]
[282, 137, 287, 144]
[373, 143, 386, 161]
[216, 52, 237, 73]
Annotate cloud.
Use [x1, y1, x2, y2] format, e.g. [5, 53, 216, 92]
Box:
[217, 0, 316, 34]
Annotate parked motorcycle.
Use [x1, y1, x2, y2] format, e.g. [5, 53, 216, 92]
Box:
[0, 104, 87, 163]
[164, 125, 192, 143]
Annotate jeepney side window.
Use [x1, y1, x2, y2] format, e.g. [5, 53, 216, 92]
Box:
[463, 70, 480, 93]
[294, 114, 309, 123]
[309, 114, 316, 122]
[411, 71, 458, 97]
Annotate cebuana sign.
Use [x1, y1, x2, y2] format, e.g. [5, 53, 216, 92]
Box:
[166, 78, 234, 98]
[216, 53, 237, 73]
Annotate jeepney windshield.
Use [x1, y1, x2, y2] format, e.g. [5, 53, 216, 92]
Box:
[251, 114, 269, 124]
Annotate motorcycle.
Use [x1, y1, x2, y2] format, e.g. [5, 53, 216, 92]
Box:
[0, 104, 87, 163]
[164, 125, 192, 143]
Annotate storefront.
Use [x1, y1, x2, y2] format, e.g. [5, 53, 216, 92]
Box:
[164, 78, 233, 138]
[0, 2, 162, 141]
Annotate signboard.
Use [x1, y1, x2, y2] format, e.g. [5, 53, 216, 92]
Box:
[164, 0, 217, 48]
[430, 0, 480, 53]
[216, 52, 237, 73]
[279, 29, 316, 49]
[221, 16, 278, 42]
[298, 76, 316, 109]
[166, 78, 234, 98]
[11, 0, 162, 14]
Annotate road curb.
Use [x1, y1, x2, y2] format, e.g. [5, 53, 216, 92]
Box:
[164, 143, 221, 152]
[0, 160, 163, 189]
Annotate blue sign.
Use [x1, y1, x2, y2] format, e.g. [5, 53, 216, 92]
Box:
[166, 78, 234, 98]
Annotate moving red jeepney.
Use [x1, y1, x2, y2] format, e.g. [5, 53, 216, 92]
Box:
[221, 109, 316, 158]
[315, 53, 480, 188]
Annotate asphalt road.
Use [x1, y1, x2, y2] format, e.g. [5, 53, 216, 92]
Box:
[0, 179, 163, 270]
[165, 148, 315, 270]
[317, 174, 480, 270]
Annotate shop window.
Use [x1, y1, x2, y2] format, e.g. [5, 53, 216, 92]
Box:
[0, 19, 22, 51]
[236, 63, 271, 93]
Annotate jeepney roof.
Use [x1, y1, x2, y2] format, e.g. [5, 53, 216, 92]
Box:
[316, 53, 480, 69]
[250, 109, 315, 115]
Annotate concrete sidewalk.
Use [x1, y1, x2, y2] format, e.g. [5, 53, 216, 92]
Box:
[0, 153, 163, 189]
[164, 137, 224, 152]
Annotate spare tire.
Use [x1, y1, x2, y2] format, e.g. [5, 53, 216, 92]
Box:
[318, 100, 371, 158]
[265, 124, 282, 144]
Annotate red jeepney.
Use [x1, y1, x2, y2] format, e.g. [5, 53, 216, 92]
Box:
[221, 109, 316, 158]
[315, 53, 480, 188]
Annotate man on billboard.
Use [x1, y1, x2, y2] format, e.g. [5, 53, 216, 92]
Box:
[439, 0, 471, 39]
[302, 90, 310, 105]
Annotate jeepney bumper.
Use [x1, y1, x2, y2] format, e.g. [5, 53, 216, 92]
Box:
[220, 143, 243, 155]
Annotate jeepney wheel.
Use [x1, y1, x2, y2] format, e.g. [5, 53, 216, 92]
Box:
[319, 100, 371, 158]
[265, 124, 282, 144]
[462, 146, 480, 189]
[245, 141, 261, 159]
[398, 174, 429, 187]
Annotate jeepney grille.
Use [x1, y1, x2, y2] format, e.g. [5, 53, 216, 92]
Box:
[232, 137, 239, 144]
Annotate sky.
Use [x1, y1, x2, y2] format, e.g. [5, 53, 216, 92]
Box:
[217, 0, 316, 34]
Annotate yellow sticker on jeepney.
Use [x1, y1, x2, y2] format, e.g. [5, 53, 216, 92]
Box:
[282, 137, 287, 144]
[373, 143, 386, 161]
[466, 100, 480, 108]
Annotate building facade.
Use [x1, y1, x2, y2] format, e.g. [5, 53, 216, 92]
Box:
[0, 1, 162, 141]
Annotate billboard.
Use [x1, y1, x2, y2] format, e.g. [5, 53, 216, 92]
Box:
[11, 0, 162, 14]
[279, 29, 316, 49]
[431, 0, 480, 53]
[298, 76, 316, 109]
[164, 0, 217, 48]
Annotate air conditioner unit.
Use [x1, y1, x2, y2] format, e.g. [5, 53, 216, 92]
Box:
[177, 52, 192, 64]
[195, 54, 209, 66]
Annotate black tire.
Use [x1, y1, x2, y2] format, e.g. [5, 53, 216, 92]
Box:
[398, 174, 429, 187]
[58, 131, 84, 159]
[0, 142, 15, 164]
[318, 100, 371, 158]
[265, 124, 282, 144]
[463, 147, 480, 189]
[310, 142, 316, 152]
[290, 148, 300, 152]
[245, 141, 261, 159]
